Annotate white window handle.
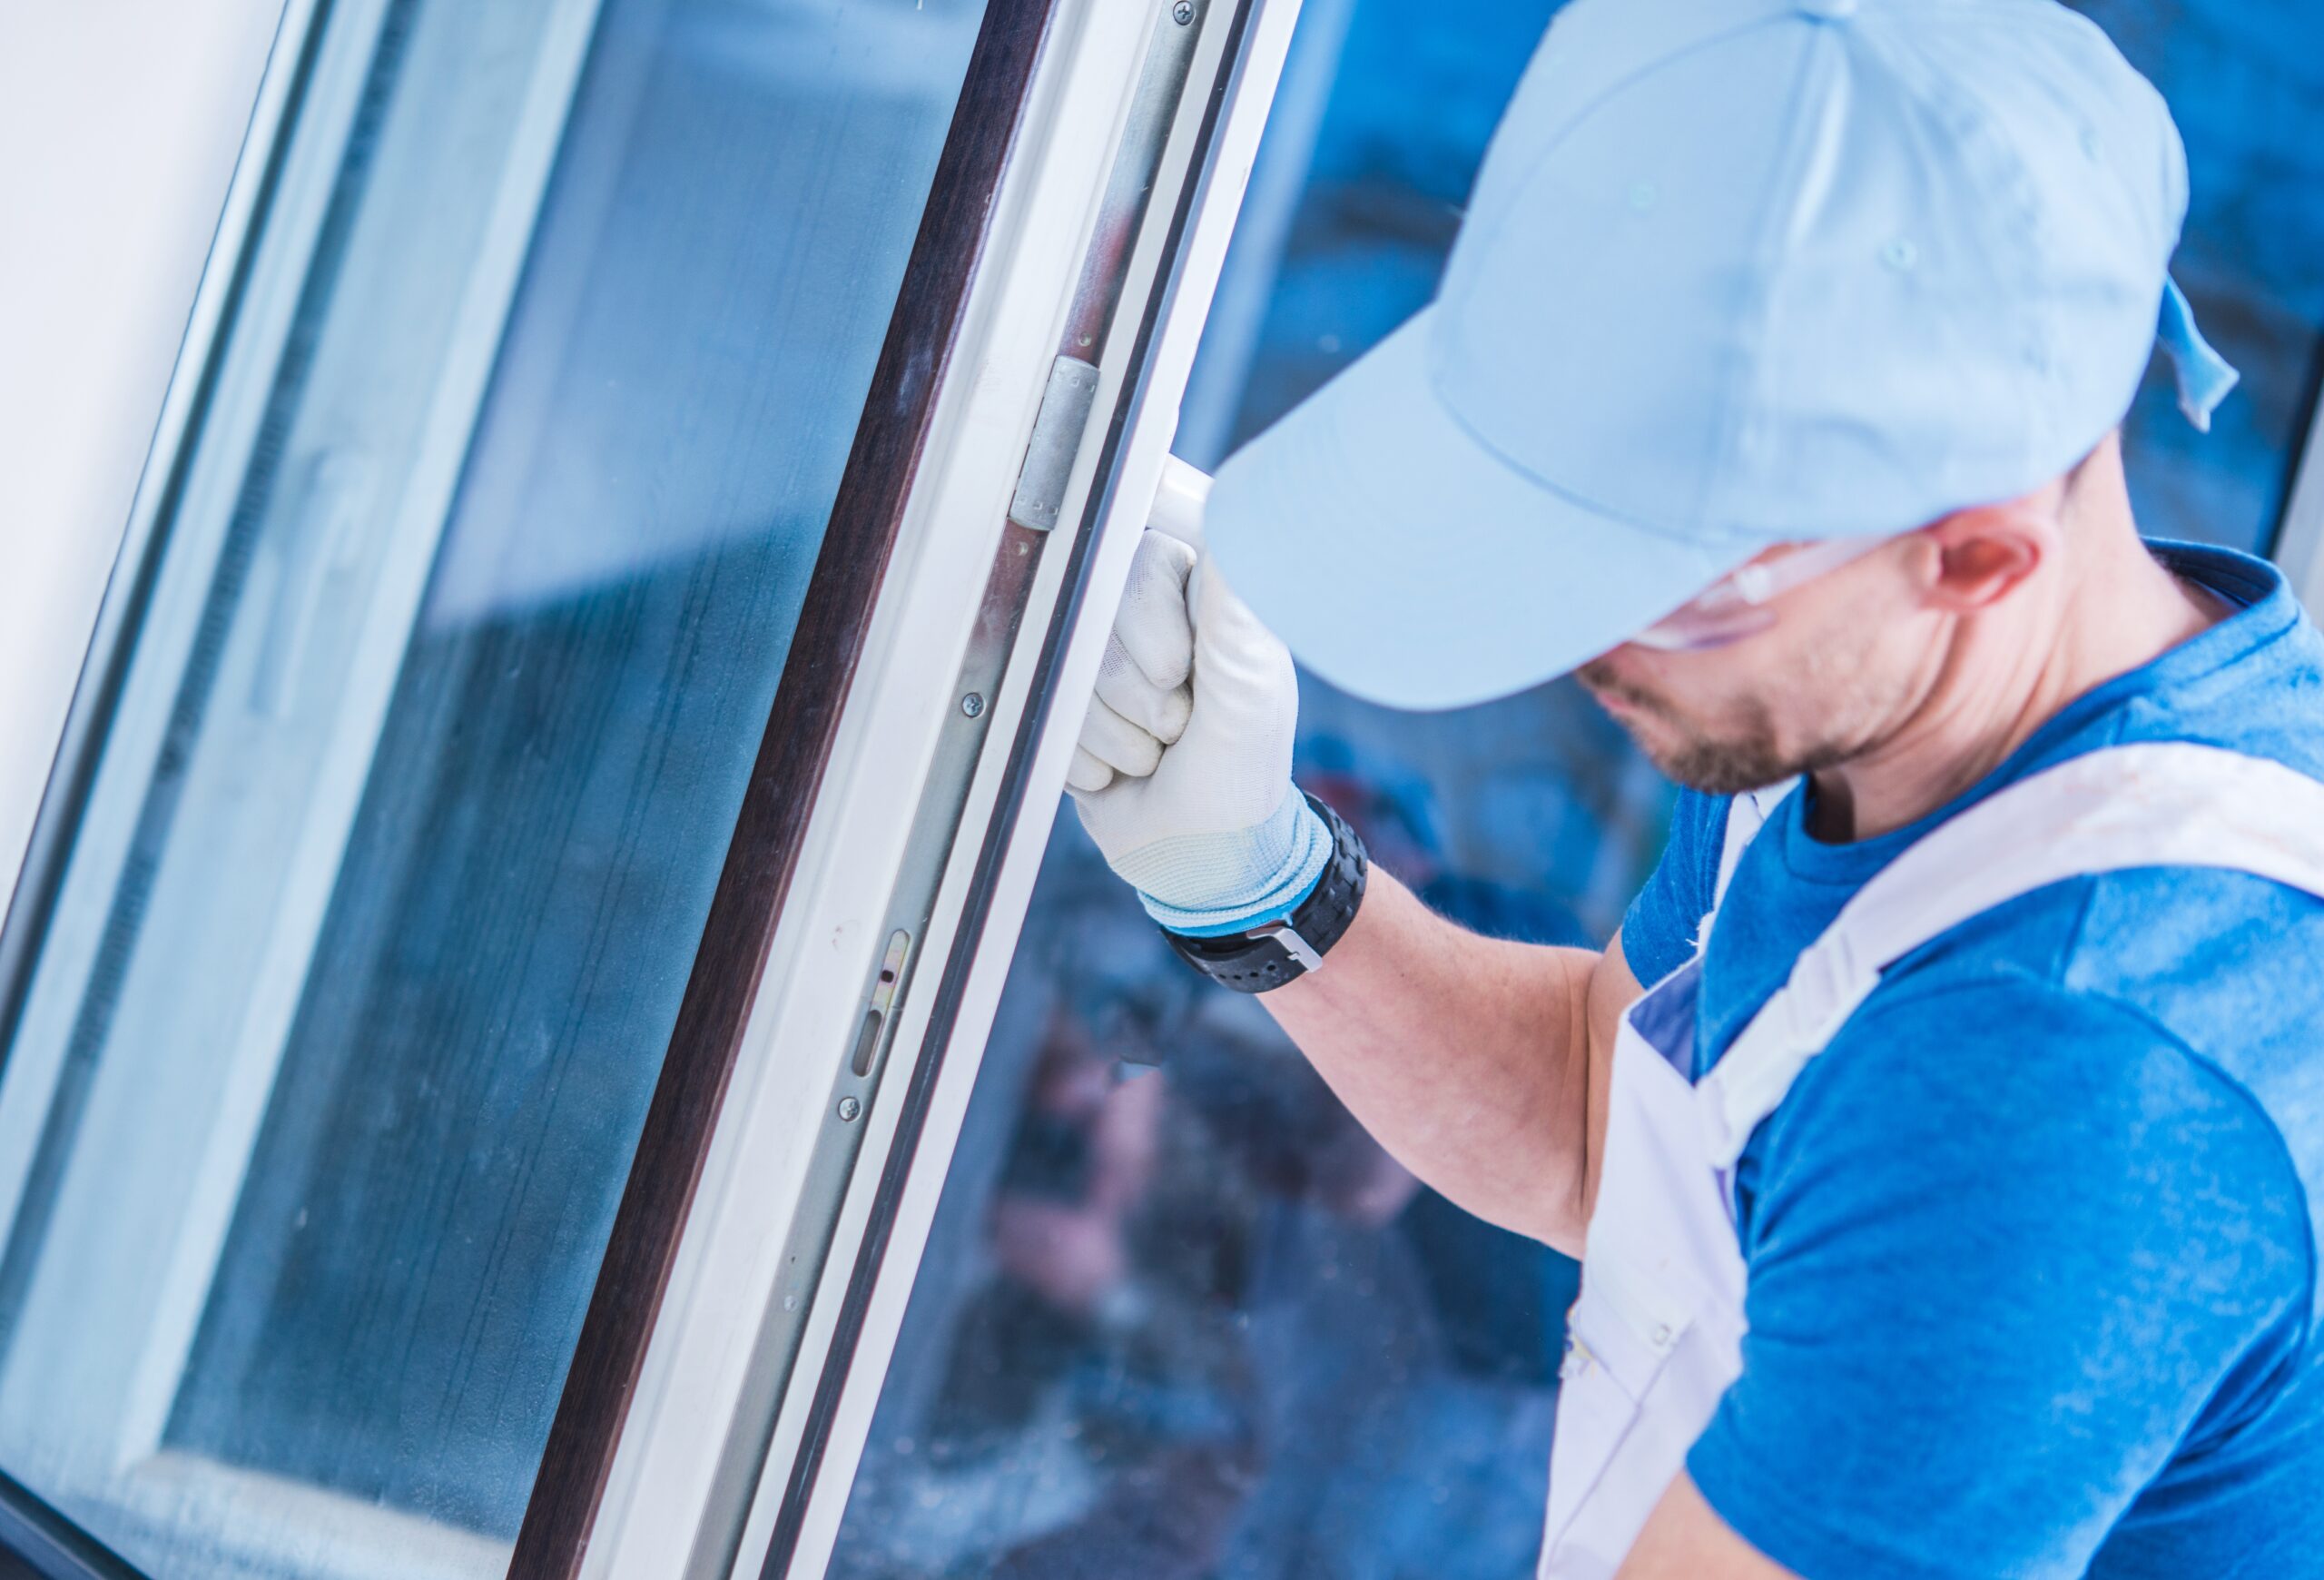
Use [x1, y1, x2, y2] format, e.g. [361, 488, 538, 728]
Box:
[1148, 453, 1212, 548]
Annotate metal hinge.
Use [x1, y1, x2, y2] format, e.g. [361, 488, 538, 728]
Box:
[1006, 354, 1101, 532]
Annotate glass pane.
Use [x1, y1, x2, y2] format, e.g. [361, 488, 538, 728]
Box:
[2066, 0, 2324, 553]
[0, 0, 985, 1574]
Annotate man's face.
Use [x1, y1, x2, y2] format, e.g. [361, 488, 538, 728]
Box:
[1575, 541, 1935, 794]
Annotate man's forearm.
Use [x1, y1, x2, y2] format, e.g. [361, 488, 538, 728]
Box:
[1057, 530, 1637, 1252]
[1258, 869, 1623, 1255]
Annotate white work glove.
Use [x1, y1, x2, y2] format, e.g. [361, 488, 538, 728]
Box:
[1067, 530, 1332, 934]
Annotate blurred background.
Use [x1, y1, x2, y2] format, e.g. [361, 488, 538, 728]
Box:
[827, 0, 2324, 1575]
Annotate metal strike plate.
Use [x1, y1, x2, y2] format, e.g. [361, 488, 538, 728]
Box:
[1006, 354, 1101, 532]
[847, 928, 912, 1078]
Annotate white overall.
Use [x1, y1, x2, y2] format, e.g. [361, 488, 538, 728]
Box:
[1538, 743, 2324, 1579]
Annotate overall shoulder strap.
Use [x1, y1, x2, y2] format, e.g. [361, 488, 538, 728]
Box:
[1712, 778, 1800, 905]
[1697, 743, 2324, 1168]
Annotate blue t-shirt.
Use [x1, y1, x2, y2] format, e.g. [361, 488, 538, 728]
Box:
[1620, 544, 2324, 1580]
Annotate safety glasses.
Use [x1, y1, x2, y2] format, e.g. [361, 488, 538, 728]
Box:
[1628, 533, 1894, 652]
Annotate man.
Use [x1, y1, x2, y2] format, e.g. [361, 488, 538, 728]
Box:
[1063, 0, 2324, 1575]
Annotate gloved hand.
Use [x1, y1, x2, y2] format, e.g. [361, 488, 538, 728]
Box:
[1067, 530, 1332, 935]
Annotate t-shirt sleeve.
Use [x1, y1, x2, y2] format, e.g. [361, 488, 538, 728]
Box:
[1688, 979, 2313, 1580]
[1617, 787, 1728, 982]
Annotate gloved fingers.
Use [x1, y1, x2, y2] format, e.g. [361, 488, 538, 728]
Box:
[1078, 694, 1166, 779]
[1095, 634, 1193, 745]
[1180, 557, 1299, 757]
[1066, 745, 1116, 796]
[1111, 531, 1197, 691]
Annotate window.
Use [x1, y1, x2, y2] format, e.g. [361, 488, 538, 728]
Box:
[1, 0, 1285, 1571]
[0, 0, 993, 1571]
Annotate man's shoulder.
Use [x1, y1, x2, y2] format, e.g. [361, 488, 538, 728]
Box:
[1756, 967, 2322, 1449]
[1718, 974, 2324, 1580]
[1618, 786, 1731, 985]
[1896, 719, 2324, 1104]
[2064, 863, 2324, 1276]
[1895, 835, 2324, 1204]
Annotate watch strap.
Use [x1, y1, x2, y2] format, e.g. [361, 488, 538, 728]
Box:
[1162, 793, 1368, 993]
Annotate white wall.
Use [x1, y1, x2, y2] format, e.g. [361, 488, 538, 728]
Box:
[0, 1, 287, 910]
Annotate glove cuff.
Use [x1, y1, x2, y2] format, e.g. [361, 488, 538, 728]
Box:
[1118, 789, 1334, 936]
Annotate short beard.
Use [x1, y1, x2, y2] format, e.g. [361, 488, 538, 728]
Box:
[1577, 659, 1866, 795]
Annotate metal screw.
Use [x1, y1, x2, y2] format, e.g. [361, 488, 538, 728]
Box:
[1172, 0, 1195, 23]
[837, 1096, 862, 1121]
[960, 692, 986, 718]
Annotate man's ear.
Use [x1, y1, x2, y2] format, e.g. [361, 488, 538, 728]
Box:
[1913, 495, 2063, 613]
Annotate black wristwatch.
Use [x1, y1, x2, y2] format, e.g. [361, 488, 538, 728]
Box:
[1162, 793, 1369, 993]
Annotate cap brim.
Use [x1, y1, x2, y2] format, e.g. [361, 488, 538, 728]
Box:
[1204, 309, 1757, 711]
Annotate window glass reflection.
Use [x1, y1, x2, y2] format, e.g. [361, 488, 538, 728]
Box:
[0, 0, 984, 1573]
[831, 820, 1597, 1580]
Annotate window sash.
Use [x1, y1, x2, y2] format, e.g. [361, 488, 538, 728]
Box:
[555, 0, 1307, 1572]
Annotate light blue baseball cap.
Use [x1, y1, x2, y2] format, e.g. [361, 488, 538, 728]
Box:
[1203, 0, 2239, 711]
